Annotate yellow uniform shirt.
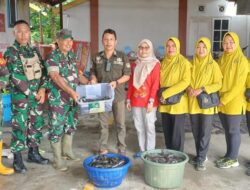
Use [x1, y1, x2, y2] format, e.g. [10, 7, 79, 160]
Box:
[218, 32, 249, 115]
[189, 37, 223, 114]
[158, 37, 191, 114]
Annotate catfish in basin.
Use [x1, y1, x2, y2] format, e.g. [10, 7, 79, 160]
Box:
[90, 155, 125, 168]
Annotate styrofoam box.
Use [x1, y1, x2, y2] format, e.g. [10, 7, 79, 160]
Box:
[76, 83, 114, 114]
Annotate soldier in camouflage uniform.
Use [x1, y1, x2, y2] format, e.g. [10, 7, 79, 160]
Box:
[4, 20, 49, 174]
[0, 53, 14, 175]
[45, 29, 81, 171]
[90, 29, 131, 155]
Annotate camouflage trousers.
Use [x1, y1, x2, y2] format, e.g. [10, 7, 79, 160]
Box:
[48, 101, 78, 143]
[11, 93, 45, 153]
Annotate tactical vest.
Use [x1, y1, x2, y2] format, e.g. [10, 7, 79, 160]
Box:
[20, 53, 42, 81]
[12, 46, 42, 81]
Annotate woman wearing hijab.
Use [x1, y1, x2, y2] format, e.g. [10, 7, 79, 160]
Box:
[127, 39, 160, 157]
[187, 37, 222, 171]
[216, 32, 249, 169]
[158, 37, 191, 152]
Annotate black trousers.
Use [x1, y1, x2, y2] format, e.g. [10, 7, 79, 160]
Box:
[161, 113, 185, 151]
[219, 113, 242, 160]
[246, 111, 250, 136]
[190, 114, 213, 161]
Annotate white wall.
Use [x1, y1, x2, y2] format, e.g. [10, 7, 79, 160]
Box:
[0, 0, 14, 46]
[98, 0, 179, 51]
[187, 0, 250, 57]
[63, 1, 90, 42]
[65, 0, 179, 52]
[64, 0, 179, 50]
[0, 0, 29, 51]
[65, 0, 250, 57]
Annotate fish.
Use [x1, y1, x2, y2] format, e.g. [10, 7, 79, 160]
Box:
[78, 96, 110, 103]
[89, 155, 126, 168]
[144, 150, 185, 164]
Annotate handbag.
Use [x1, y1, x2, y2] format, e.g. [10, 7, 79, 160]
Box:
[157, 87, 185, 105]
[196, 92, 220, 109]
[245, 88, 250, 102]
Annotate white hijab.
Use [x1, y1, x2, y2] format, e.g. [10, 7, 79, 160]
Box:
[133, 39, 159, 89]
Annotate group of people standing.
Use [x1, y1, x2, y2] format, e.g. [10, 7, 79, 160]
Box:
[0, 19, 88, 174]
[127, 32, 250, 174]
[0, 18, 250, 177]
[0, 20, 132, 175]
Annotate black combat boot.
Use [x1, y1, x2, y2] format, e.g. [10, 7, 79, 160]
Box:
[27, 146, 49, 165]
[13, 152, 27, 173]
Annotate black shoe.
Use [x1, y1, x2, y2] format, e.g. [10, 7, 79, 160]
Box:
[13, 152, 27, 174]
[27, 147, 49, 165]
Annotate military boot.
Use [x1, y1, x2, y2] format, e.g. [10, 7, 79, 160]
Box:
[0, 140, 14, 175]
[13, 152, 27, 174]
[27, 146, 49, 164]
[62, 134, 80, 161]
[50, 140, 68, 171]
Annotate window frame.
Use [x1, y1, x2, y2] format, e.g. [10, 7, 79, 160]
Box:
[212, 17, 231, 58]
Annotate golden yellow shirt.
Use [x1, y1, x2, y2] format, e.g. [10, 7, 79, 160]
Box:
[218, 32, 249, 115]
[158, 37, 191, 114]
[189, 37, 223, 114]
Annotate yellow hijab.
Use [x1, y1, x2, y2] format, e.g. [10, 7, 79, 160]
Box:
[160, 37, 187, 86]
[191, 37, 214, 88]
[219, 32, 245, 73]
[219, 32, 248, 92]
[162, 37, 180, 66]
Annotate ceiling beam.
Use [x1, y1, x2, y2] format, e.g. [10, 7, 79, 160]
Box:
[52, 0, 89, 14]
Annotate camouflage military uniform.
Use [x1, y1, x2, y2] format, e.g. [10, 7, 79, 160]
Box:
[4, 41, 47, 153]
[92, 50, 131, 151]
[45, 49, 79, 143]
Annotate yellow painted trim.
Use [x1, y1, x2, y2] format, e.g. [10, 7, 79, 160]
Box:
[52, 0, 89, 14]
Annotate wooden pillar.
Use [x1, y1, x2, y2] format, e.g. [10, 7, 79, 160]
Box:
[59, 3, 63, 29]
[178, 0, 187, 55]
[90, 0, 99, 54]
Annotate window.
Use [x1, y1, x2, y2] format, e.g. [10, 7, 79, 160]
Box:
[7, 0, 17, 27]
[212, 18, 230, 59]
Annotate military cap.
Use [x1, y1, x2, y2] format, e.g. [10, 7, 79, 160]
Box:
[56, 29, 73, 39]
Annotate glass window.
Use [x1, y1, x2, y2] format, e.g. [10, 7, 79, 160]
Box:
[222, 20, 229, 30]
[214, 20, 221, 30]
[212, 18, 230, 57]
[213, 31, 220, 41]
[213, 42, 221, 52]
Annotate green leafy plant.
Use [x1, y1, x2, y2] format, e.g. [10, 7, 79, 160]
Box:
[29, 3, 60, 44]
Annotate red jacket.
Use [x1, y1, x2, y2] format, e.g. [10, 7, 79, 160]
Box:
[127, 62, 160, 108]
